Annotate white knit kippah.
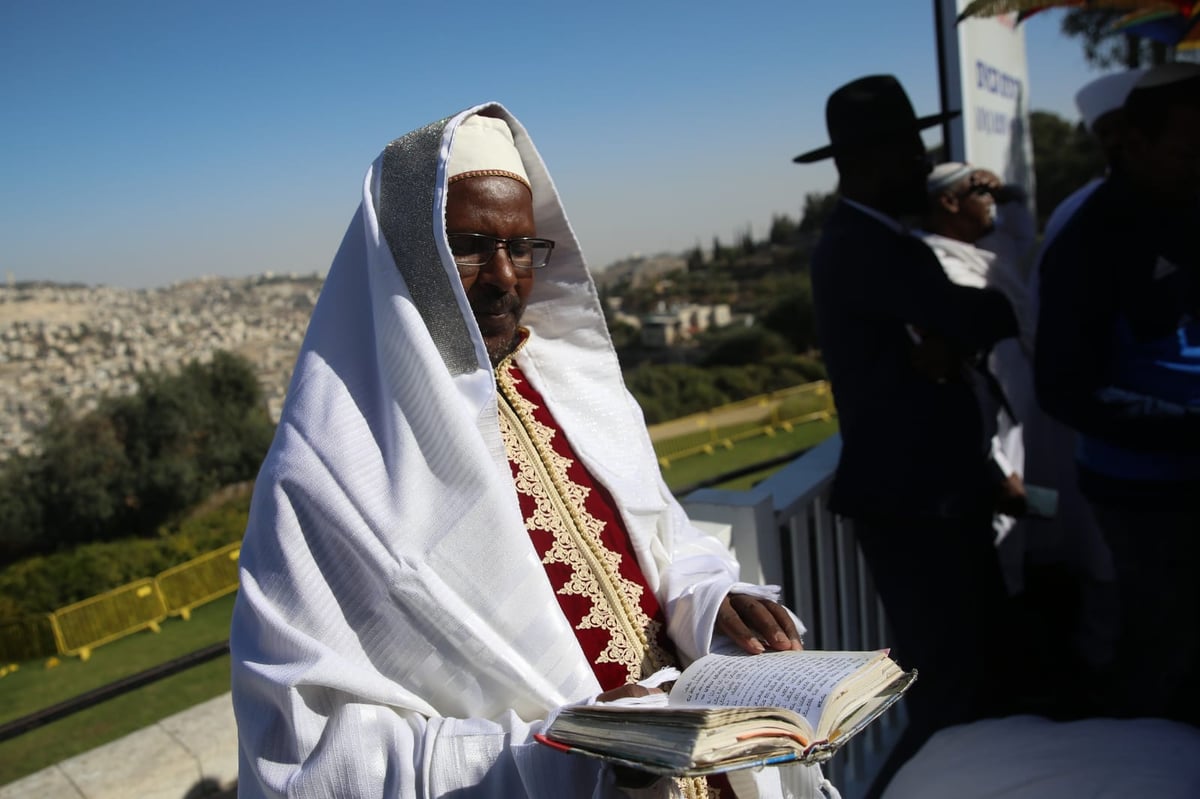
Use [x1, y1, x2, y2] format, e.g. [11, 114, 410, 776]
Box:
[447, 114, 531, 190]
[1075, 70, 1146, 131]
[926, 162, 974, 195]
[1134, 62, 1200, 90]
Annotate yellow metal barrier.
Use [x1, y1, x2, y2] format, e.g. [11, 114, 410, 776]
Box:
[649, 381, 836, 468]
[155, 542, 241, 620]
[50, 578, 168, 661]
[3, 384, 836, 661]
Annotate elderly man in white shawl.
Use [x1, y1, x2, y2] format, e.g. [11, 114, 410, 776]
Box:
[230, 106, 835, 799]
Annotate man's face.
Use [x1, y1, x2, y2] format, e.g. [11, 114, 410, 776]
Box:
[951, 173, 997, 241]
[445, 176, 536, 367]
[875, 133, 933, 218]
[1127, 104, 1200, 205]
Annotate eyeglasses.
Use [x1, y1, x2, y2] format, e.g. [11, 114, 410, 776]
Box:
[447, 233, 555, 271]
[959, 184, 993, 198]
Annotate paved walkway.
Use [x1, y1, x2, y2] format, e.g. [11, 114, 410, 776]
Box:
[0, 693, 236, 799]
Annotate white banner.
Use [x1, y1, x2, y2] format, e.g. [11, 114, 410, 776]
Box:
[937, 1, 1037, 211]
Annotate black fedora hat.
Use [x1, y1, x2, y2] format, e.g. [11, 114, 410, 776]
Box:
[793, 74, 959, 164]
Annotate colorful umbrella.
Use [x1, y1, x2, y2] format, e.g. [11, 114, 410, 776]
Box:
[957, 0, 1192, 23]
[1110, 5, 1200, 50]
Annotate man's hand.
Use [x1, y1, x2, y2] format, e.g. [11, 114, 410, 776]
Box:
[996, 472, 1028, 517]
[715, 594, 804, 654]
[971, 169, 1026, 205]
[595, 683, 662, 703]
[910, 333, 962, 383]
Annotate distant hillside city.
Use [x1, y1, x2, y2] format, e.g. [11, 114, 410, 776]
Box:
[0, 241, 797, 460]
[0, 274, 321, 459]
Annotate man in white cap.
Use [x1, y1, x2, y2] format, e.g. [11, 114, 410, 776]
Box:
[1036, 63, 1200, 724]
[1021, 70, 1146, 708]
[919, 163, 1036, 592]
[1038, 69, 1147, 251]
[230, 107, 833, 799]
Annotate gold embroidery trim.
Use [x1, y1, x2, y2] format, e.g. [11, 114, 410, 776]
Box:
[676, 776, 715, 799]
[496, 363, 672, 682]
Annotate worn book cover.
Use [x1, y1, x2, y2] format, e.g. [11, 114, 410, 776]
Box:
[538, 650, 915, 776]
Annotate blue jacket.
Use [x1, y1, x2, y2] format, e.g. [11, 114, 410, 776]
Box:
[812, 201, 1018, 520]
[1036, 174, 1200, 507]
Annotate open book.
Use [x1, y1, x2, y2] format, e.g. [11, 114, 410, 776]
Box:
[537, 649, 914, 777]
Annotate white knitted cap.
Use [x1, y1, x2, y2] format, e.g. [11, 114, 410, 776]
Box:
[447, 115, 530, 190]
[1075, 70, 1147, 131]
[1133, 62, 1200, 90]
[927, 162, 974, 195]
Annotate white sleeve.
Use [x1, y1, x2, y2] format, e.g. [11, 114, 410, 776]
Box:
[232, 575, 615, 799]
[990, 434, 1015, 478]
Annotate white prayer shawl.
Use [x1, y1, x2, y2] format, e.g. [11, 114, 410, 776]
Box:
[230, 103, 825, 799]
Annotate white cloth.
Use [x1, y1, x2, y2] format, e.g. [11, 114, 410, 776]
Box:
[882, 715, 1200, 799]
[1075, 70, 1146, 132]
[230, 103, 827, 799]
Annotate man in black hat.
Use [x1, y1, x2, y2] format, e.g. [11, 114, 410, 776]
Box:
[797, 74, 1020, 792]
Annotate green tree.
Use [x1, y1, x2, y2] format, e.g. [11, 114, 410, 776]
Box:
[711, 235, 726, 263]
[702, 327, 792, 367]
[768, 214, 798, 245]
[1061, 9, 1171, 69]
[1030, 110, 1105, 228]
[0, 457, 44, 561]
[798, 191, 839, 234]
[33, 405, 137, 548]
[761, 278, 818, 354]
[0, 351, 274, 559]
[738, 225, 755, 255]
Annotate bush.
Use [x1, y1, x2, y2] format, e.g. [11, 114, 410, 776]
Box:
[701, 328, 793, 367]
[0, 490, 250, 617]
[624, 359, 827, 424]
[0, 351, 273, 562]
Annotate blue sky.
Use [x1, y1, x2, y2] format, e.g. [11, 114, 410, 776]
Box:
[2, 1, 1103, 288]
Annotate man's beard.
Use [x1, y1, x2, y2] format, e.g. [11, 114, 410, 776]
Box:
[484, 327, 522, 367]
[472, 291, 525, 367]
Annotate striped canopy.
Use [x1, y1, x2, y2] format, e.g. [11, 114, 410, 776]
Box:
[957, 0, 1194, 23]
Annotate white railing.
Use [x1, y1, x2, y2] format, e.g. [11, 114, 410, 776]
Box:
[682, 434, 903, 799]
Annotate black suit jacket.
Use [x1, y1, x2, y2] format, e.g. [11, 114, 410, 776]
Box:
[811, 201, 1018, 520]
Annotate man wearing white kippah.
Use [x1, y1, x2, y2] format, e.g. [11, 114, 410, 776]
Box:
[1036, 63, 1200, 723]
[230, 107, 834, 799]
[1037, 69, 1146, 256]
[1019, 70, 1146, 701]
[918, 163, 1036, 594]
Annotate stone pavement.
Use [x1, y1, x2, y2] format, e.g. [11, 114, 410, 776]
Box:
[0, 693, 236, 799]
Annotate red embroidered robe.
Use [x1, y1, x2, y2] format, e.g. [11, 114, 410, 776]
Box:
[497, 347, 729, 799]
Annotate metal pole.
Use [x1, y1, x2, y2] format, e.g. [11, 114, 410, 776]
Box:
[933, 0, 955, 159]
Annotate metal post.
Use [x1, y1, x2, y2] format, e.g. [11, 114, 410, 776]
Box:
[933, 0, 955, 157]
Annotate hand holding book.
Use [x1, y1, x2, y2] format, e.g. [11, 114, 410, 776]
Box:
[538, 649, 915, 777]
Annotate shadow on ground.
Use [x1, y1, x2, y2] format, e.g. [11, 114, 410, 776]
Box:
[183, 777, 236, 798]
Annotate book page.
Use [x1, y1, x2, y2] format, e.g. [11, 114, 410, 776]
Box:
[669, 651, 883, 735]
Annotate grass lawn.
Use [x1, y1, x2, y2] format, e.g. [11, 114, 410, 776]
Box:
[0, 593, 236, 785]
[657, 418, 838, 493]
